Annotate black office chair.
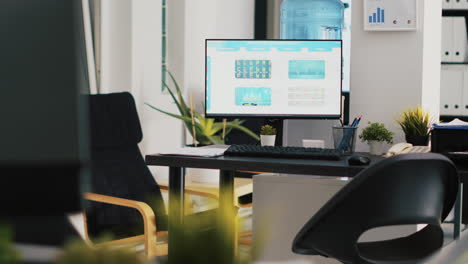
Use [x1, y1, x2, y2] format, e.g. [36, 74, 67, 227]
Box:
[83, 92, 220, 257]
[292, 153, 459, 264]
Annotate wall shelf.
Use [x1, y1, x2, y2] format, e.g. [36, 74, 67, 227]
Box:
[442, 62, 468, 65]
[440, 5, 468, 119]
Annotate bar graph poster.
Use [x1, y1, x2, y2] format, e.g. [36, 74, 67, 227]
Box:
[364, 0, 417, 31]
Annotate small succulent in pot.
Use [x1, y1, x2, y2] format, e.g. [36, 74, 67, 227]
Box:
[260, 125, 277, 146]
[359, 122, 393, 155]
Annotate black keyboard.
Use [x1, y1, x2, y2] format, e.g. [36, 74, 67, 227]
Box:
[224, 145, 342, 160]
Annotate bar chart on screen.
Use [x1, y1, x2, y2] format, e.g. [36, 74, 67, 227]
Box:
[364, 0, 417, 31]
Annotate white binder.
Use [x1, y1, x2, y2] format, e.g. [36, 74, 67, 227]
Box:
[463, 66, 468, 115]
[452, 17, 468, 62]
[440, 65, 464, 116]
[442, 17, 453, 62]
[443, 0, 453, 9]
[462, 0, 468, 9]
[453, 0, 465, 9]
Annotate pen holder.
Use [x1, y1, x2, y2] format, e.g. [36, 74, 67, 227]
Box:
[333, 126, 358, 155]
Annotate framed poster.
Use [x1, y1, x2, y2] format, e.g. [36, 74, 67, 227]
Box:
[364, 0, 418, 31]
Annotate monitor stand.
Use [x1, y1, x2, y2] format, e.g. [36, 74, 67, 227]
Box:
[222, 118, 284, 146]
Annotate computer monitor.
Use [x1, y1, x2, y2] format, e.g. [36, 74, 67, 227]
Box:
[205, 39, 342, 119]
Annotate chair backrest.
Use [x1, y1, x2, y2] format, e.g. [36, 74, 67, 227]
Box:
[292, 153, 459, 263]
[86, 92, 166, 237]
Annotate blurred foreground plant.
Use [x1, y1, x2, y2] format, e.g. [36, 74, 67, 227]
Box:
[55, 236, 149, 264]
[159, 197, 264, 264]
[0, 224, 21, 264]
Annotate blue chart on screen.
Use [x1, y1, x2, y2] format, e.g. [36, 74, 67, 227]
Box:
[235, 60, 271, 79]
[235, 88, 272, 106]
[369, 7, 385, 24]
[289, 60, 325, 79]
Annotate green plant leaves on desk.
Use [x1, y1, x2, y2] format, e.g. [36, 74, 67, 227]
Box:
[146, 71, 259, 145]
[260, 125, 276, 136]
[359, 122, 393, 144]
[0, 224, 21, 264]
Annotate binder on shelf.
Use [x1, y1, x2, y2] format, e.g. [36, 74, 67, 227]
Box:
[462, 0, 468, 9]
[452, 17, 468, 62]
[442, 0, 453, 9]
[440, 65, 464, 116]
[463, 66, 468, 115]
[453, 0, 465, 9]
[441, 17, 453, 62]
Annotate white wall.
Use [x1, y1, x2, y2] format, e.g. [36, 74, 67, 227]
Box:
[100, 0, 132, 93]
[421, 0, 443, 116]
[285, 0, 442, 152]
[182, 0, 255, 114]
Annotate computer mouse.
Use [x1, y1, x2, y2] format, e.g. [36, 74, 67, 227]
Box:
[348, 155, 371, 166]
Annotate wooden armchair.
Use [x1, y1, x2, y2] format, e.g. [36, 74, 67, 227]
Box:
[83, 193, 163, 258]
[83, 93, 245, 258]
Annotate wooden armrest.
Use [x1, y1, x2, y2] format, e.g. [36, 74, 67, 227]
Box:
[84, 193, 158, 258]
[239, 203, 252, 208]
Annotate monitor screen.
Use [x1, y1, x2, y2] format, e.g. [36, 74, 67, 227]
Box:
[205, 39, 342, 118]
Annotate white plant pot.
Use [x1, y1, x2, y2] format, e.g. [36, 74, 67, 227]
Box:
[261, 135, 276, 146]
[368, 140, 384, 156]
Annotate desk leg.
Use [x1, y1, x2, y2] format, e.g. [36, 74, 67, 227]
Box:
[454, 182, 463, 240]
[219, 170, 235, 264]
[168, 166, 185, 263]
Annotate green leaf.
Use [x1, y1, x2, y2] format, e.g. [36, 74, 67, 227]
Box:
[162, 80, 187, 117]
[167, 70, 191, 115]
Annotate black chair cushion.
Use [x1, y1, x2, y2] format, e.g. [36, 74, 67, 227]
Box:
[86, 92, 166, 238]
[88, 92, 142, 147]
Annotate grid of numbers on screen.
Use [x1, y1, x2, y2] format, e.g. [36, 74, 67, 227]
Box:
[235, 60, 271, 79]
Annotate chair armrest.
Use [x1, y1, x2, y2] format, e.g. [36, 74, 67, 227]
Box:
[239, 203, 252, 208]
[83, 192, 158, 258]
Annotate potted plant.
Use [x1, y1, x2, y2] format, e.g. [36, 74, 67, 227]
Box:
[146, 71, 259, 146]
[359, 122, 393, 155]
[146, 71, 259, 183]
[396, 106, 432, 146]
[260, 125, 277, 146]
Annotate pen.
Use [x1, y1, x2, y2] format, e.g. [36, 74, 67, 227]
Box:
[354, 116, 362, 127]
[350, 117, 357, 127]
